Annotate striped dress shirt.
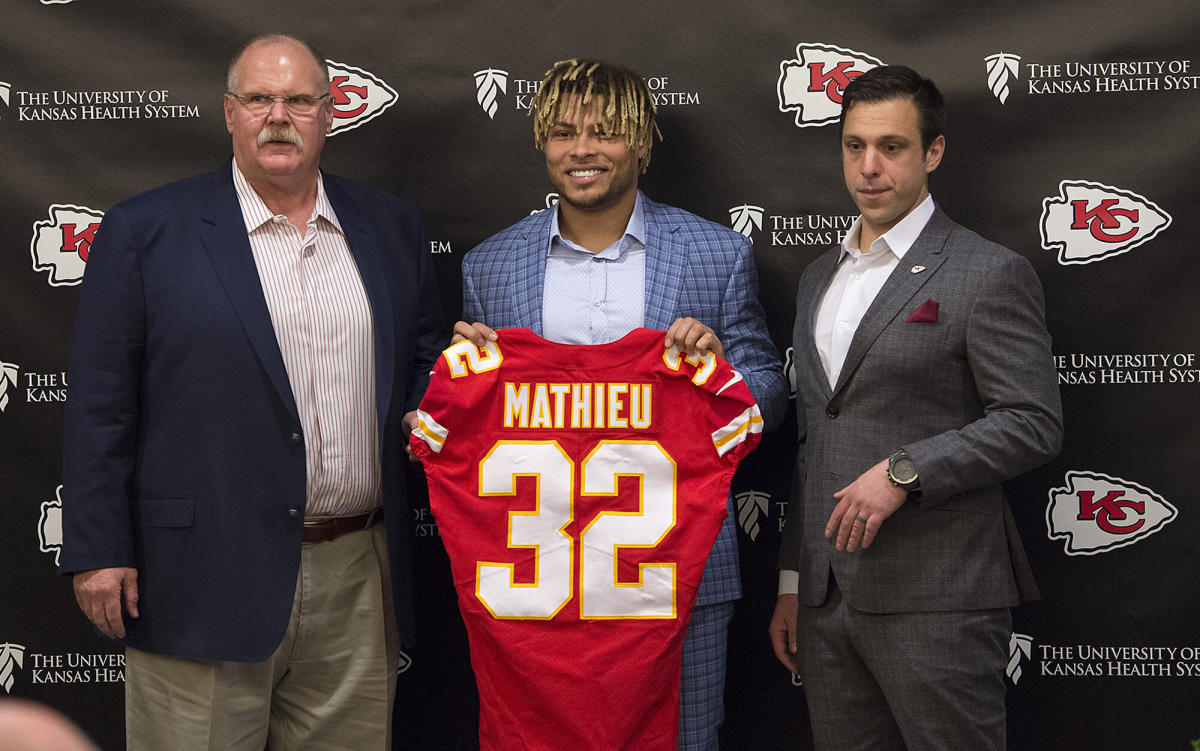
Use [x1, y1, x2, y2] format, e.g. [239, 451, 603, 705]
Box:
[232, 160, 380, 518]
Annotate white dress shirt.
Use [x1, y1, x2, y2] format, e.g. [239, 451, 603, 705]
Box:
[779, 195, 936, 595]
[233, 160, 380, 518]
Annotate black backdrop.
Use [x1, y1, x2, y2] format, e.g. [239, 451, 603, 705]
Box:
[2, 1, 1198, 748]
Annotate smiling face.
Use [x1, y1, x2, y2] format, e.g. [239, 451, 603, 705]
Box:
[223, 38, 332, 191]
[543, 96, 645, 214]
[841, 96, 944, 249]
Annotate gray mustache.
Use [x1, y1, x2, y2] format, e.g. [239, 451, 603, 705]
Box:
[257, 125, 303, 149]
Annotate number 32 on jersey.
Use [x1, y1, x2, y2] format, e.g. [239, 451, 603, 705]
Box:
[478, 439, 678, 621]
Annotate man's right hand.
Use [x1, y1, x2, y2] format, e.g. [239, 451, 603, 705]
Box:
[769, 593, 800, 675]
[451, 321, 498, 348]
[73, 567, 139, 639]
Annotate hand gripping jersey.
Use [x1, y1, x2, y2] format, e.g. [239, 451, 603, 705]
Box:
[410, 328, 762, 751]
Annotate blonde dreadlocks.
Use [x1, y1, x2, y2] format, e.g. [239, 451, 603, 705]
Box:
[531, 59, 663, 174]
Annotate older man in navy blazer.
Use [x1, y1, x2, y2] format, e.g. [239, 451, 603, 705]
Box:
[60, 34, 442, 749]
[770, 66, 1063, 750]
[454, 59, 787, 750]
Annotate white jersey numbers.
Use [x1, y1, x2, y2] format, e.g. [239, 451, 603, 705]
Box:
[662, 343, 717, 385]
[444, 339, 503, 378]
[477, 442, 574, 619]
[476, 439, 679, 620]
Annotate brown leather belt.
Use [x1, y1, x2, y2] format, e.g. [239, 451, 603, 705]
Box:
[302, 508, 382, 543]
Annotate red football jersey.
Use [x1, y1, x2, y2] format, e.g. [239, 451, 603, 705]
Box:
[410, 328, 762, 751]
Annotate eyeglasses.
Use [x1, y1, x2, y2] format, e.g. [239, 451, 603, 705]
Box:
[225, 91, 331, 116]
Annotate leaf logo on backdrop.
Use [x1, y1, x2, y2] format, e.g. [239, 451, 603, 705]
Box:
[985, 53, 1021, 104]
[735, 490, 771, 541]
[0, 362, 18, 413]
[39, 486, 64, 566]
[1040, 180, 1172, 265]
[326, 61, 397, 135]
[474, 69, 509, 120]
[728, 204, 764, 237]
[777, 43, 882, 128]
[1046, 470, 1177, 555]
[31, 203, 103, 287]
[0, 643, 24, 694]
[1007, 633, 1033, 686]
[0, 81, 11, 119]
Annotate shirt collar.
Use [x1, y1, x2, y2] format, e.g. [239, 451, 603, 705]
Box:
[839, 194, 935, 261]
[231, 158, 344, 235]
[549, 190, 646, 260]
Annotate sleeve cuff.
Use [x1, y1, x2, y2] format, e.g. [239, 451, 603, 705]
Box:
[777, 569, 799, 596]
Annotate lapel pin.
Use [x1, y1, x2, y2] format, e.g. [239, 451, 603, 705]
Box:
[910, 265, 926, 274]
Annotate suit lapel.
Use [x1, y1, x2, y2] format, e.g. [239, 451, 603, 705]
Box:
[642, 196, 686, 330]
[800, 249, 840, 400]
[832, 208, 952, 395]
[325, 174, 394, 431]
[197, 165, 299, 423]
[511, 209, 552, 333]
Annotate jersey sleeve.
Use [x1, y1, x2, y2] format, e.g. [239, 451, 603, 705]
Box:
[660, 344, 763, 465]
[410, 338, 504, 461]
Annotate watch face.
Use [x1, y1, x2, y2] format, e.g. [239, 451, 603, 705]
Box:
[891, 457, 918, 484]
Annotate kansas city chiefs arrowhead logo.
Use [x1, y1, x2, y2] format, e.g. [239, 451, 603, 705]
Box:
[1040, 180, 1172, 265]
[777, 43, 882, 128]
[326, 60, 398, 136]
[1047, 470, 1177, 555]
[31, 203, 104, 287]
[39, 485, 64, 566]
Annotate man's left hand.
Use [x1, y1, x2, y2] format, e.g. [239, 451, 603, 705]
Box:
[664, 317, 723, 358]
[825, 458, 908, 552]
[403, 410, 421, 463]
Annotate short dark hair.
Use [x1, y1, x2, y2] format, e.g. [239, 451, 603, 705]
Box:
[839, 65, 944, 152]
[227, 34, 330, 94]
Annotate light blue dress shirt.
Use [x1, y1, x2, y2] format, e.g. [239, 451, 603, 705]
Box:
[542, 194, 646, 345]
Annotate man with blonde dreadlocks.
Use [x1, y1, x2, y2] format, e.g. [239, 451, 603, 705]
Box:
[450, 58, 787, 750]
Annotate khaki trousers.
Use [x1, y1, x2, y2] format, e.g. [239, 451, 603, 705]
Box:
[125, 523, 399, 750]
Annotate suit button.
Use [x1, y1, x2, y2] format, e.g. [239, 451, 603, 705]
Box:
[290, 432, 302, 443]
[288, 508, 300, 518]
[826, 407, 839, 419]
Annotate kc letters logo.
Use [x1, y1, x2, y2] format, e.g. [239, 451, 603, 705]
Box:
[777, 43, 882, 127]
[1040, 180, 1172, 265]
[326, 61, 397, 135]
[31, 204, 103, 286]
[1047, 471, 1177, 555]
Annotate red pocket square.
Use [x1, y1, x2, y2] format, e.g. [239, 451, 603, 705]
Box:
[906, 299, 939, 324]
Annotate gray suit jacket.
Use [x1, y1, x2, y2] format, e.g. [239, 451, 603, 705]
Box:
[778, 207, 1062, 612]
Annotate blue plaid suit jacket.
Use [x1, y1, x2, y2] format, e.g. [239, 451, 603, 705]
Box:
[461, 192, 787, 604]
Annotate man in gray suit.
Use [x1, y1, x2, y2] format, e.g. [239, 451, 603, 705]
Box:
[769, 65, 1062, 750]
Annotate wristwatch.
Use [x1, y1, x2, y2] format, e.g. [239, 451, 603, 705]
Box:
[887, 449, 920, 492]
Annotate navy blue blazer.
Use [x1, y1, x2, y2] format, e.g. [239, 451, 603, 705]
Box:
[461, 193, 787, 604]
[60, 162, 443, 661]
